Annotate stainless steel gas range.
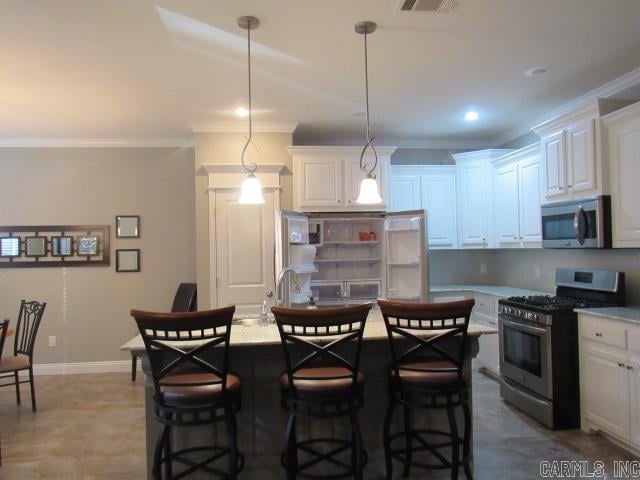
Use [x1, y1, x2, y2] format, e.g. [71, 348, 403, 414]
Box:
[498, 268, 625, 429]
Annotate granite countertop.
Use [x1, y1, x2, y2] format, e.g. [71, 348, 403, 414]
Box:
[431, 284, 552, 298]
[574, 307, 640, 325]
[121, 309, 497, 352]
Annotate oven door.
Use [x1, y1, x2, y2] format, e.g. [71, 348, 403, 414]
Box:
[541, 198, 603, 248]
[499, 315, 553, 399]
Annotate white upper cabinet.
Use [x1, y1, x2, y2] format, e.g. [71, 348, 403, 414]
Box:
[290, 146, 396, 212]
[492, 145, 542, 248]
[603, 102, 640, 248]
[534, 98, 632, 204]
[390, 165, 457, 249]
[453, 150, 513, 249]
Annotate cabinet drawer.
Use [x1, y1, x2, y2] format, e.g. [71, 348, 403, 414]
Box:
[627, 326, 640, 355]
[474, 293, 496, 315]
[581, 316, 627, 350]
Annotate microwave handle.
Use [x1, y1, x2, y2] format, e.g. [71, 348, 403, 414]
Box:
[574, 206, 587, 245]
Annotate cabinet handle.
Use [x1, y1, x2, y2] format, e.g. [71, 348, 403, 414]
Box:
[595, 332, 602, 337]
[338, 200, 341, 204]
[627, 365, 634, 371]
[618, 362, 625, 367]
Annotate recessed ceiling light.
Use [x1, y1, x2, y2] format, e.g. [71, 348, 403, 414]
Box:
[234, 107, 249, 117]
[525, 67, 548, 77]
[464, 111, 480, 122]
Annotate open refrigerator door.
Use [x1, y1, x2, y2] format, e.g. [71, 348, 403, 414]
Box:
[384, 210, 429, 301]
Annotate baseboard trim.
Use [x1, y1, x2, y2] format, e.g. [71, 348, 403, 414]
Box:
[32, 359, 139, 376]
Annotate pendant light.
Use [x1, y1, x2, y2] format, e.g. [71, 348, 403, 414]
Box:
[237, 16, 265, 204]
[355, 21, 383, 205]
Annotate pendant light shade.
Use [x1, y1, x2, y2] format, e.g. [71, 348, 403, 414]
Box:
[238, 173, 266, 204]
[355, 21, 382, 205]
[237, 16, 265, 205]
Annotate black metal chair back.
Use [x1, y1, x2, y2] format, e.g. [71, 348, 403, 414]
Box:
[131, 305, 235, 408]
[378, 299, 475, 387]
[14, 300, 46, 360]
[272, 304, 371, 398]
[171, 283, 197, 313]
[0, 319, 9, 361]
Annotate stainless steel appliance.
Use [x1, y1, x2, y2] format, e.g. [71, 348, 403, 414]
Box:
[498, 268, 625, 429]
[541, 196, 611, 248]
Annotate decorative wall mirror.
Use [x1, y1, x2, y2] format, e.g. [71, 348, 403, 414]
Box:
[0, 237, 20, 257]
[116, 215, 140, 238]
[51, 236, 73, 257]
[25, 237, 46, 257]
[78, 236, 99, 256]
[116, 249, 140, 272]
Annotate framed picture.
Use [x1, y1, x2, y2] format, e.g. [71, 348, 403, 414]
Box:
[25, 237, 46, 257]
[0, 237, 20, 257]
[116, 249, 140, 272]
[51, 236, 73, 257]
[116, 215, 140, 238]
[78, 236, 99, 256]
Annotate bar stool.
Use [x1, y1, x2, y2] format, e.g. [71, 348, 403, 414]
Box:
[378, 299, 475, 480]
[131, 306, 243, 479]
[272, 304, 371, 480]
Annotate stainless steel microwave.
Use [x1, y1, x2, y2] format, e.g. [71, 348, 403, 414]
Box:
[541, 196, 611, 248]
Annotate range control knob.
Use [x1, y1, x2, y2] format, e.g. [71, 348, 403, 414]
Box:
[526, 312, 538, 321]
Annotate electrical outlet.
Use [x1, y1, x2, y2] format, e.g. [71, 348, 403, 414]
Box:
[480, 263, 487, 275]
[534, 266, 541, 278]
[48, 336, 56, 347]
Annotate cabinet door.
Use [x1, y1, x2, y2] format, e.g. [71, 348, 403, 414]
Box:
[629, 362, 640, 447]
[421, 172, 457, 249]
[494, 163, 520, 247]
[608, 111, 640, 247]
[518, 156, 542, 246]
[567, 117, 596, 194]
[542, 130, 567, 200]
[581, 344, 629, 440]
[458, 160, 489, 248]
[297, 157, 343, 209]
[390, 175, 420, 211]
[345, 158, 386, 208]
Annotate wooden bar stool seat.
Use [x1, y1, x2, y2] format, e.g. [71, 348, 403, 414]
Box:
[379, 299, 475, 480]
[131, 306, 243, 479]
[272, 304, 371, 480]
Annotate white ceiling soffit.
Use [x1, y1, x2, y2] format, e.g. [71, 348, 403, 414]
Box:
[0, 138, 194, 148]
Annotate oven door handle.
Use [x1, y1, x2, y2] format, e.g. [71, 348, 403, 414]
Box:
[574, 206, 587, 245]
[499, 317, 547, 335]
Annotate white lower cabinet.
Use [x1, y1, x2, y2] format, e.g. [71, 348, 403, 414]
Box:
[578, 313, 640, 450]
[580, 343, 629, 439]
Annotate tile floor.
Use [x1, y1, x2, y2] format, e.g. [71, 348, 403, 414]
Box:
[0, 369, 637, 479]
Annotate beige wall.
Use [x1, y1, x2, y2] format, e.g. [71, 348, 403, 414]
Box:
[0, 147, 196, 364]
[194, 132, 293, 308]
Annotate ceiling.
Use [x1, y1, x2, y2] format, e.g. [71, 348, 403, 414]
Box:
[1, 0, 640, 144]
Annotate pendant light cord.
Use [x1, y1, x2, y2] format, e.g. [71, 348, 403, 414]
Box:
[241, 24, 258, 174]
[360, 29, 378, 178]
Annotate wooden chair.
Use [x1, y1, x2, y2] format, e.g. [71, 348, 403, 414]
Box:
[131, 306, 242, 479]
[378, 299, 475, 480]
[131, 283, 197, 381]
[272, 303, 371, 480]
[0, 319, 10, 466]
[0, 300, 46, 412]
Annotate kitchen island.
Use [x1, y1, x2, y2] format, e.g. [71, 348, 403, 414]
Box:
[121, 308, 496, 479]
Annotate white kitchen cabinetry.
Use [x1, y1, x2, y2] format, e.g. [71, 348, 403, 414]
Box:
[492, 145, 542, 248]
[603, 102, 640, 248]
[534, 99, 631, 204]
[289, 146, 396, 212]
[578, 313, 640, 449]
[452, 150, 513, 249]
[390, 165, 458, 249]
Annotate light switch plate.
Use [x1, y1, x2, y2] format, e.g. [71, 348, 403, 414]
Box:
[48, 336, 56, 347]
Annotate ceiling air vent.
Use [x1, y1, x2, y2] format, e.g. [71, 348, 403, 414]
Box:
[397, 0, 459, 12]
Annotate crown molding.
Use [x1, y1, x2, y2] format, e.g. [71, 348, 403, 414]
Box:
[0, 137, 194, 148]
[492, 65, 640, 146]
[491, 143, 540, 167]
[191, 122, 298, 134]
[450, 149, 515, 163]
